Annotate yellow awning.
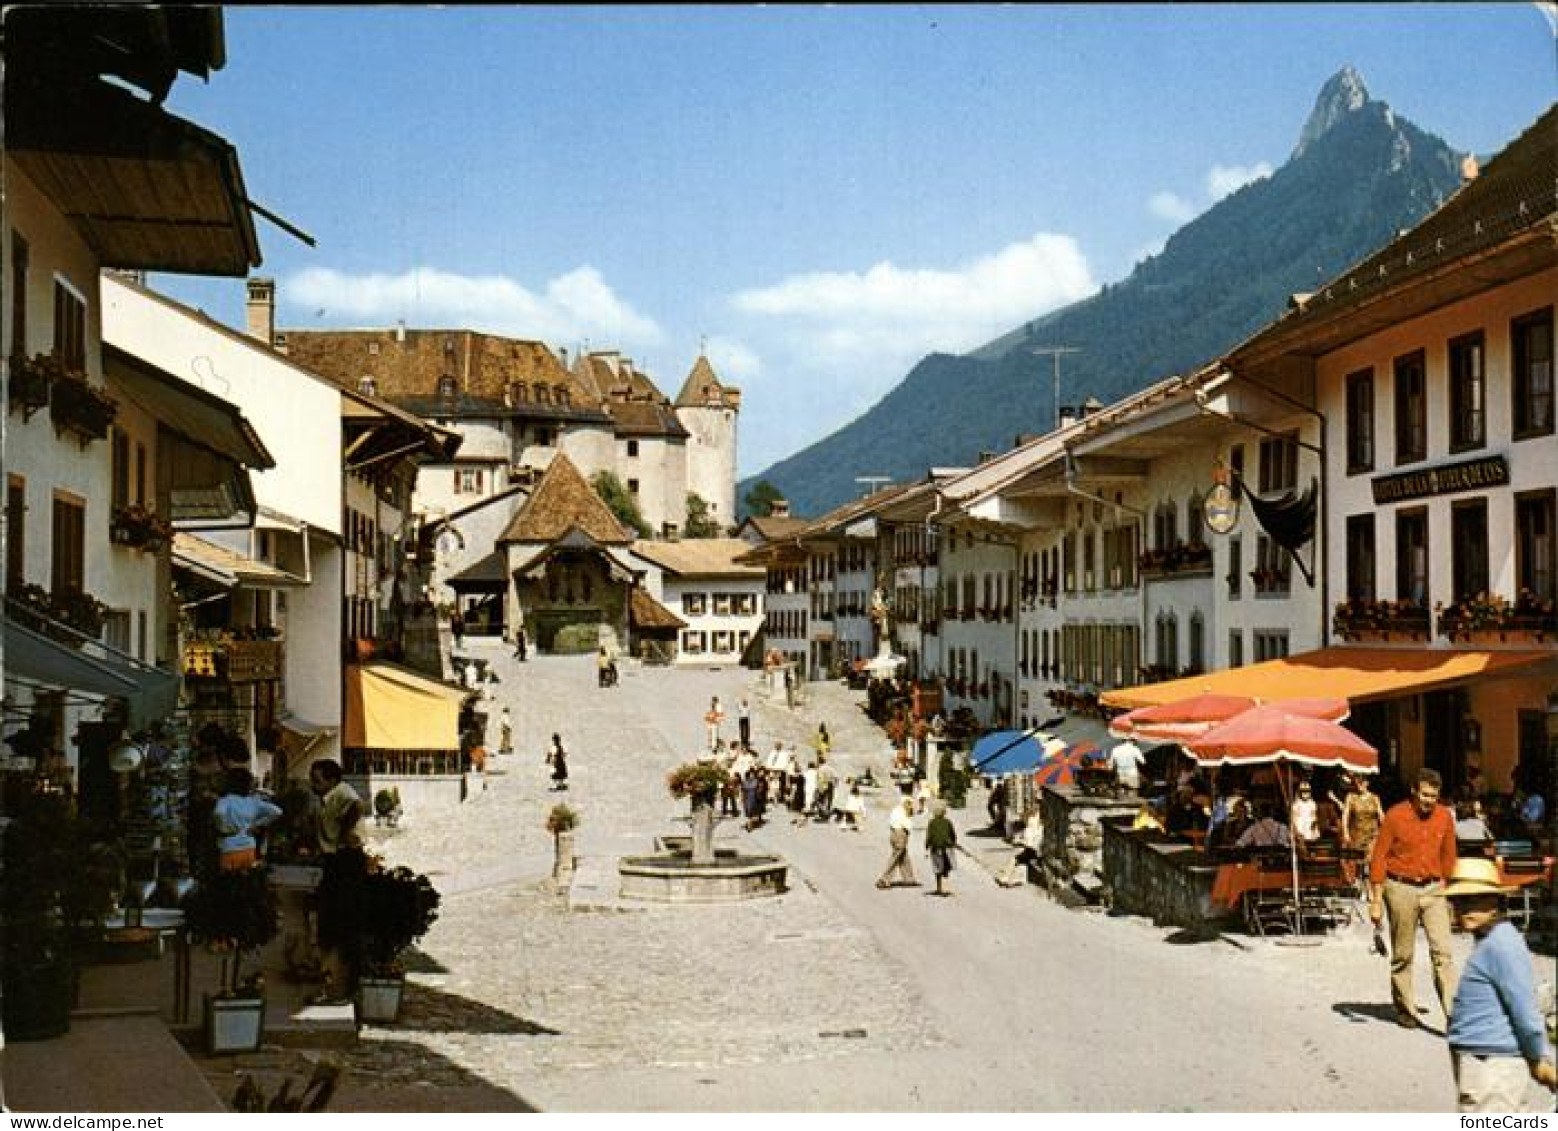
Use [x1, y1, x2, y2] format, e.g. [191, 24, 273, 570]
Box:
[344, 662, 469, 751]
[1101, 647, 1555, 711]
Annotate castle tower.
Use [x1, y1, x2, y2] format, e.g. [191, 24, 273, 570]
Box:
[673, 354, 740, 532]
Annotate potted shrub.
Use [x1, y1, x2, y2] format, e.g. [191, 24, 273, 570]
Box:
[180, 866, 280, 1053]
[546, 803, 579, 880]
[0, 786, 119, 1041]
[353, 861, 440, 1024]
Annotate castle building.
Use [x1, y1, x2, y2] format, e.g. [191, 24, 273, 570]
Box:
[252, 284, 739, 540]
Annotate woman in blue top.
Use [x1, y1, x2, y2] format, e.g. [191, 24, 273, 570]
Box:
[1444, 858, 1557, 1111]
[211, 767, 282, 871]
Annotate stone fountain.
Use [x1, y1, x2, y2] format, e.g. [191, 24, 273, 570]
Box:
[618, 768, 787, 903]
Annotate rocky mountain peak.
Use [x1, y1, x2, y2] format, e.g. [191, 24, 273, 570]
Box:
[1293, 65, 1373, 159]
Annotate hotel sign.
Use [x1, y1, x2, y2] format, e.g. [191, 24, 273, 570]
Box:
[1371, 455, 1509, 505]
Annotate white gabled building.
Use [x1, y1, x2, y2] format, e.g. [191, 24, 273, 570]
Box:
[629, 539, 764, 666]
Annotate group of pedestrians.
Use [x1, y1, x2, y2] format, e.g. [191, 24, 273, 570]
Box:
[875, 793, 959, 896]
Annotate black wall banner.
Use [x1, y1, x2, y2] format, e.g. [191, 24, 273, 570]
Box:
[1370, 455, 1509, 506]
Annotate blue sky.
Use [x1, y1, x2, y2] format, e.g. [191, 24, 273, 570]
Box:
[154, 4, 1557, 476]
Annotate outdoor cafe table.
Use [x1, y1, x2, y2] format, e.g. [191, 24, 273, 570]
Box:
[1209, 855, 1358, 911]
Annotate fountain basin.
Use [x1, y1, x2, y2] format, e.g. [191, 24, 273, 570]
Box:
[618, 854, 788, 902]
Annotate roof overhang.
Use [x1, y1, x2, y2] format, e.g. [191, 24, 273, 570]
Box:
[104, 344, 270, 524]
[172, 533, 307, 590]
[1101, 646, 1556, 711]
[1227, 227, 1557, 375]
[6, 74, 262, 276]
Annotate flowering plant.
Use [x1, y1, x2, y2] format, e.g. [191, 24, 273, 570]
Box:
[666, 761, 729, 801]
[546, 802, 579, 835]
[1436, 590, 1557, 639]
[111, 504, 175, 550]
[1333, 597, 1430, 638]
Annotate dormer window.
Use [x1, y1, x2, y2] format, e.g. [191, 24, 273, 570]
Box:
[368, 342, 380, 356]
[556, 386, 570, 407]
[358, 376, 378, 395]
[535, 386, 551, 405]
[510, 382, 527, 403]
[437, 375, 457, 399]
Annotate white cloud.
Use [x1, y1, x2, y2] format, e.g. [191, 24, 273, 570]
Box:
[286, 265, 664, 351]
[701, 335, 762, 382]
[1148, 192, 1197, 225]
[1148, 160, 1273, 228]
[730, 232, 1095, 370]
[1206, 162, 1273, 200]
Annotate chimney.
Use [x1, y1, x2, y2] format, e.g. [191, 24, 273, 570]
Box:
[395, 320, 406, 344]
[1460, 153, 1480, 182]
[770, 499, 791, 519]
[1058, 405, 1078, 429]
[558, 346, 569, 367]
[245, 277, 275, 344]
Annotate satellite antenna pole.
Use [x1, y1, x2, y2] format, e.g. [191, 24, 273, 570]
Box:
[1031, 346, 1081, 429]
[855, 475, 892, 498]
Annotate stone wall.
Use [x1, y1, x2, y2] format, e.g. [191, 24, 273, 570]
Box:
[1101, 815, 1227, 928]
[1038, 786, 1139, 901]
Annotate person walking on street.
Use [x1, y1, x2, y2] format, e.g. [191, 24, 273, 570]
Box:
[876, 795, 919, 889]
[925, 800, 957, 896]
[450, 608, 464, 650]
[1341, 773, 1384, 894]
[512, 625, 528, 661]
[705, 697, 725, 750]
[737, 697, 751, 748]
[546, 733, 569, 791]
[498, 706, 513, 755]
[1369, 767, 1459, 1028]
[1443, 858, 1558, 1111]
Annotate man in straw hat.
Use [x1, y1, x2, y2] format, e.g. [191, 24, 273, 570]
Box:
[1443, 857, 1556, 1111]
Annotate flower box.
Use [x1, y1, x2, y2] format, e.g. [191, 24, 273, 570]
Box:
[49, 372, 116, 444]
[7, 355, 53, 419]
[1333, 599, 1431, 641]
[1436, 592, 1556, 643]
[110, 505, 175, 552]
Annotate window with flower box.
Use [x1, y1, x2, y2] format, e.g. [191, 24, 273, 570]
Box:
[53, 278, 85, 374]
[1346, 514, 1375, 602]
[682, 630, 705, 655]
[50, 492, 85, 594]
[1396, 508, 1429, 606]
[1451, 499, 1489, 605]
[1515, 490, 1555, 605]
[684, 592, 707, 616]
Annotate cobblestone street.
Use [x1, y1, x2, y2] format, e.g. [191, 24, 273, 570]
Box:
[235, 643, 1541, 1112]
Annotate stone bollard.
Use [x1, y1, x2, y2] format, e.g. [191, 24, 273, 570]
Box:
[553, 830, 576, 881]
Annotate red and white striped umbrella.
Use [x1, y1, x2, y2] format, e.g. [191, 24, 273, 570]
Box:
[1110, 693, 1348, 743]
[1184, 703, 1378, 773]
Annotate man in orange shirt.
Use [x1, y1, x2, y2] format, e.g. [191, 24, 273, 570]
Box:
[1369, 767, 1459, 1029]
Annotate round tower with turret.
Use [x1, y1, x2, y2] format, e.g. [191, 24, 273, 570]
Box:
[673, 355, 740, 533]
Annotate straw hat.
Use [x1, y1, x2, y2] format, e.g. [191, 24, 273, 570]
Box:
[1442, 857, 1512, 899]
